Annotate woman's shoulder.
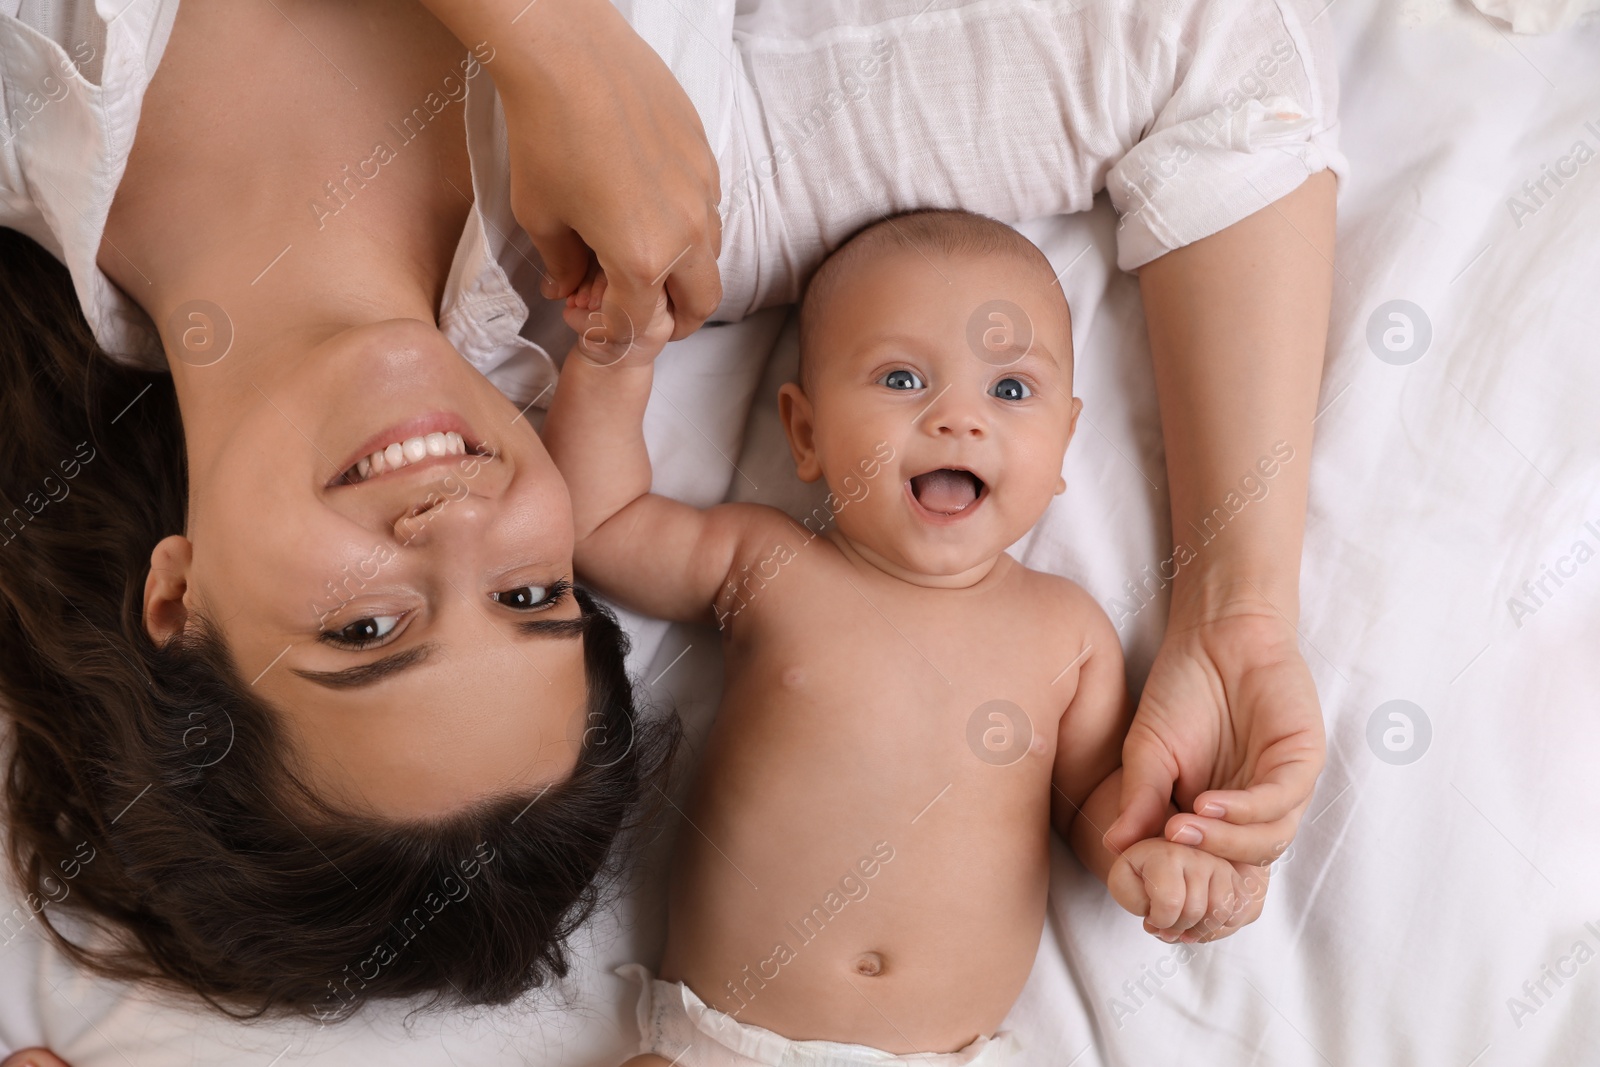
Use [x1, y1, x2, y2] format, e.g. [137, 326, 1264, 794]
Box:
[1, 0, 178, 371]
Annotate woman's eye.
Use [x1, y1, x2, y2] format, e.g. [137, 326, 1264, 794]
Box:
[881, 369, 925, 391]
[322, 614, 401, 649]
[991, 377, 1032, 401]
[491, 579, 570, 610]
[491, 586, 547, 609]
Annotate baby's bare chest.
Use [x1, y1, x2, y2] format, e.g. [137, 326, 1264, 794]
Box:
[717, 562, 1090, 772]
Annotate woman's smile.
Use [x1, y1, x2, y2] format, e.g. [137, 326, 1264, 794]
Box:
[333, 410, 492, 485]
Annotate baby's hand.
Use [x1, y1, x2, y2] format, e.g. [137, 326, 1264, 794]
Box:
[1108, 838, 1263, 943]
[564, 267, 676, 368]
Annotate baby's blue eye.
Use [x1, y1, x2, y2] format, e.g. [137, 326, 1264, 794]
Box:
[991, 377, 1031, 401]
[881, 369, 925, 391]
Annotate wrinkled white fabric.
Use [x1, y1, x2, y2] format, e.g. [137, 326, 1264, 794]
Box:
[1469, 0, 1600, 33]
[634, 0, 1345, 314]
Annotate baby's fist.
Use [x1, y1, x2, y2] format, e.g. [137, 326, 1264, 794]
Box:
[563, 268, 677, 368]
[1108, 838, 1264, 944]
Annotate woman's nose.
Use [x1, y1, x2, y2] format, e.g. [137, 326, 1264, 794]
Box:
[392, 488, 494, 547]
[378, 455, 512, 544]
[389, 459, 513, 544]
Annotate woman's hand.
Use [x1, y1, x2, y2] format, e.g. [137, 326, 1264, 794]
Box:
[423, 0, 723, 342]
[2, 1050, 71, 1067]
[1104, 601, 1325, 868]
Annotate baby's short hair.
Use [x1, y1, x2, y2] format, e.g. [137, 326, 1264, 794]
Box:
[796, 208, 1065, 392]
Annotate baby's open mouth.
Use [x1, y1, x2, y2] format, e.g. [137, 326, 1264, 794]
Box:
[909, 468, 986, 515]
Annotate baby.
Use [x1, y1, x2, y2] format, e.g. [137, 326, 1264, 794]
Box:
[544, 209, 1254, 1067]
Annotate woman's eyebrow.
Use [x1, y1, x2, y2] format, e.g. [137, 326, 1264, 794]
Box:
[291, 643, 436, 690]
[514, 616, 589, 639]
[292, 616, 586, 689]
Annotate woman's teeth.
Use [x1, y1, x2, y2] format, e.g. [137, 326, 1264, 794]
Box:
[350, 431, 469, 483]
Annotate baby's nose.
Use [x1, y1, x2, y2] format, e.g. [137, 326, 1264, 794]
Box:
[928, 399, 987, 437]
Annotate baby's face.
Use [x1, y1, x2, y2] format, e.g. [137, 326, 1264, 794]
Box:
[782, 248, 1081, 579]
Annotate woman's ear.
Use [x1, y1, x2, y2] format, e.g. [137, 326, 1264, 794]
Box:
[144, 535, 196, 644]
[777, 381, 823, 483]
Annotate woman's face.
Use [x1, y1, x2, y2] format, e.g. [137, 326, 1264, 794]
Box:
[157, 319, 589, 818]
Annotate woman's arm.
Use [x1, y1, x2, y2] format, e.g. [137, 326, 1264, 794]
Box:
[414, 0, 722, 343]
[1103, 170, 1336, 867]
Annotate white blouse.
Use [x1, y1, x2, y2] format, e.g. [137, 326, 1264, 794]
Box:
[0, 0, 1348, 405]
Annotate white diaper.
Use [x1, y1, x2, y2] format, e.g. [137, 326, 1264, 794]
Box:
[617, 964, 1019, 1067]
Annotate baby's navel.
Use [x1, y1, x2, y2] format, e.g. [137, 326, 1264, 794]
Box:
[781, 666, 806, 688]
[853, 951, 885, 977]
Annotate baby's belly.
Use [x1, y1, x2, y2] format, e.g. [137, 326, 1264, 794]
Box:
[659, 684, 1055, 1053]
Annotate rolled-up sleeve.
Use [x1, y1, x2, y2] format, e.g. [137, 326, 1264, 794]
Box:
[629, 0, 1350, 316]
[1107, 0, 1348, 272]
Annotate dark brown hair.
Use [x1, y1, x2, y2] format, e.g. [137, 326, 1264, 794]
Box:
[0, 227, 678, 1020]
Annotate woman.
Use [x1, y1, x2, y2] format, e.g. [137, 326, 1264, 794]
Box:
[0, 0, 1338, 1029]
[0, 0, 703, 1019]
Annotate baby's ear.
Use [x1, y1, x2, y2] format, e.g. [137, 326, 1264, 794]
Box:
[1064, 395, 1084, 449]
[777, 382, 823, 483]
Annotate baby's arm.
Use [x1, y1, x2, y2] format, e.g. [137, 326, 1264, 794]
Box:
[1049, 590, 1257, 942]
[1048, 589, 1130, 881]
[543, 273, 792, 624]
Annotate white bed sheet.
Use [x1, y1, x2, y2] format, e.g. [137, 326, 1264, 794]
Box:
[4, 1, 1599, 1063]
